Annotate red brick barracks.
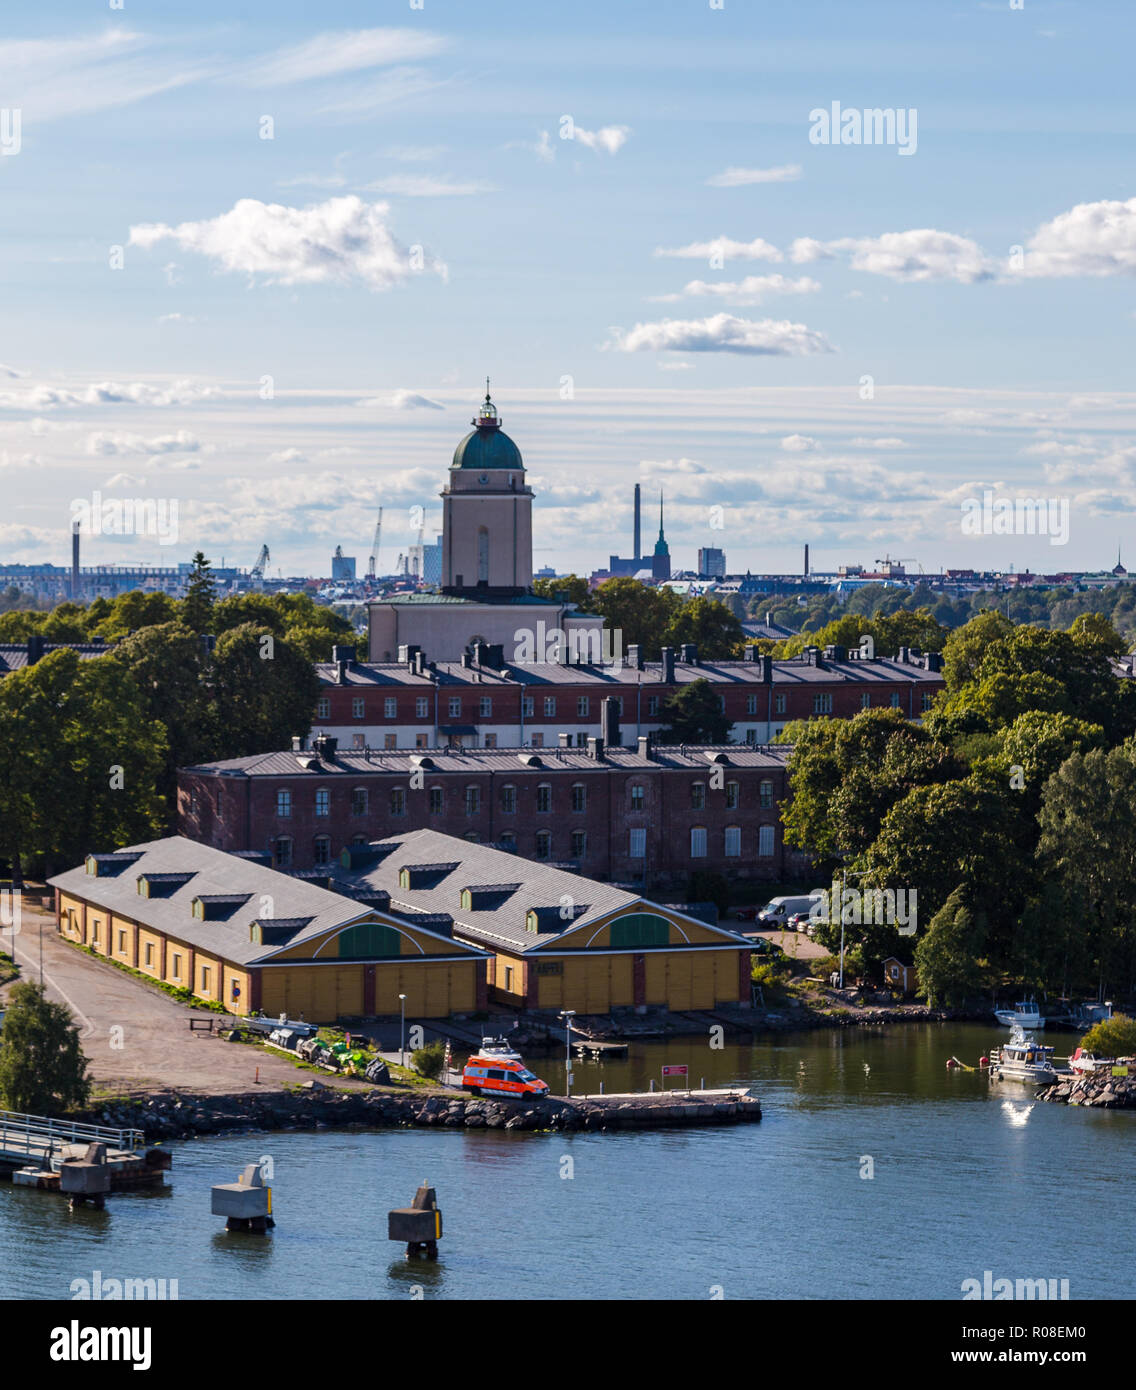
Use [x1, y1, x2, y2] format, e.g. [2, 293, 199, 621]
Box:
[178, 732, 806, 890]
[310, 640, 944, 751]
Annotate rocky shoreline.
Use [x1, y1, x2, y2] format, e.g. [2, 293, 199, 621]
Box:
[1038, 1071, 1136, 1109]
[81, 1083, 761, 1139]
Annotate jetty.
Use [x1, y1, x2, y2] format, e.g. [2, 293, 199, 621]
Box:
[0, 1109, 170, 1195]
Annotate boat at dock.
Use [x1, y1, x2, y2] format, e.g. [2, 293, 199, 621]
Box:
[993, 998, 1045, 1029]
[475, 1036, 523, 1063]
[990, 1030, 1061, 1085]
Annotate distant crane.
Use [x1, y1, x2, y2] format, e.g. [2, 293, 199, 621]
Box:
[367, 507, 383, 578]
[250, 545, 270, 584]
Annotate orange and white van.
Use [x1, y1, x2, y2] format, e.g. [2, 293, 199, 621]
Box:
[461, 1053, 550, 1099]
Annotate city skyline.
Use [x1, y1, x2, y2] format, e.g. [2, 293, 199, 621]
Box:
[4, 2, 1136, 577]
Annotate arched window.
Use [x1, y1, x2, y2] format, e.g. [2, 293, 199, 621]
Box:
[313, 835, 331, 865]
[499, 831, 517, 852]
[465, 785, 481, 815]
[536, 783, 552, 813]
[610, 913, 671, 948]
[351, 787, 368, 816]
[725, 780, 740, 810]
[276, 789, 291, 818]
[500, 784, 517, 813]
[724, 825, 741, 857]
[758, 824, 776, 857]
[535, 830, 552, 860]
[759, 779, 774, 809]
[315, 788, 330, 817]
[273, 837, 292, 868]
[571, 783, 586, 812]
[477, 527, 489, 582]
[571, 830, 587, 859]
[690, 826, 707, 858]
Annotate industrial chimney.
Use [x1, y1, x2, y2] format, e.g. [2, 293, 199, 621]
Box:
[804, 543, 810, 577]
[71, 522, 81, 599]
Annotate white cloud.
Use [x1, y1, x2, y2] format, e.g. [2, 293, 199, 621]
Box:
[654, 273, 821, 305]
[359, 175, 494, 197]
[850, 437, 906, 448]
[103, 471, 148, 488]
[605, 313, 834, 356]
[266, 447, 308, 466]
[129, 195, 445, 290]
[370, 390, 446, 411]
[781, 434, 816, 452]
[0, 29, 207, 123]
[1016, 197, 1136, 278]
[0, 363, 27, 379]
[654, 236, 782, 263]
[791, 230, 994, 283]
[239, 28, 446, 87]
[85, 428, 202, 456]
[157, 312, 197, 323]
[574, 125, 631, 155]
[0, 379, 217, 410]
[706, 164, 801, 187]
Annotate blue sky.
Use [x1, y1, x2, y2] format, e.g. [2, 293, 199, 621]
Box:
[2, 1, 1136, 579]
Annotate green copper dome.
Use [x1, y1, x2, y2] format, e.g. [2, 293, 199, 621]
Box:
[452, 387, 524, 470]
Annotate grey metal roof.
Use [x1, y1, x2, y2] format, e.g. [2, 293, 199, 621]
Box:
[315, 655, 944, 689]
[48, 836, 484, 966]
[183, 743, 794, 779]
[328, 827, 746, 955]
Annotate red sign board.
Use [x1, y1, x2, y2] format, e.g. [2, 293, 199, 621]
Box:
[662, 1064, 688, 1076]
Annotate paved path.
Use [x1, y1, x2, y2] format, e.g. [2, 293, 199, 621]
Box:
[739, 925, 831, 961]
[1, 908, 363, 1097]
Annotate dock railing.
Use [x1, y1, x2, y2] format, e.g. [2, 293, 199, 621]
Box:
[0, 1109, 145, 1156]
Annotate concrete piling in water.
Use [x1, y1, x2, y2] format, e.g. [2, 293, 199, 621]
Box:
[60, 1142, 112, 1211]
[389, 1181, 443, 1259]
[211, 1163, 274, 1233]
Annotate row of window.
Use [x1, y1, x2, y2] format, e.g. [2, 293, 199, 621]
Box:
[274, 778, 778, 819]
[81, 921, 237, 997]
[317, 690, 934, 722]
[273, 821, 777, 868]
[319, 695, 624, 721]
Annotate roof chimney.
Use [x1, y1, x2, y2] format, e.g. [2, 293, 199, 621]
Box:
[661, 646, 675, 683]
[587, 735, 605, 760]
[637, 734, 654, 760]
[601, 696, 622, 749]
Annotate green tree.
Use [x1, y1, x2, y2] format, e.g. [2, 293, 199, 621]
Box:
[0, 981, 90, 1114]
[913, 886, 988, 1007]
[91, 589, 177, 643]
[1037, 741, 1136, 999]
[941, 610, 1013, 692]
[1079, 1013, 1136, 1057]
[411, 1039, 447, 1079]
[182, 551, 217, 633]
[663, 596, 744, 659]
[210, 624, 319, 758]
[110, 622, 216, 816]
[591, 578, 681, 659]
[655, 677, 731, 744]
[531, 574, 593, 609]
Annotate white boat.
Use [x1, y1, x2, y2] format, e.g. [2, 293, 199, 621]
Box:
[1068, 1047, 1111, 1075]
[993, 998, 1045, 1029]
[991, 1030, 1060, 1084]
[477, 1036, 522, 1062]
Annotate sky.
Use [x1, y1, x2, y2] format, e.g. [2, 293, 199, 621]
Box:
[2, 0, 1136, 580]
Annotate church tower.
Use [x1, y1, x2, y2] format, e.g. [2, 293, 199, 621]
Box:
[651, 490, 671, 581]
[441, 384, 534, 597]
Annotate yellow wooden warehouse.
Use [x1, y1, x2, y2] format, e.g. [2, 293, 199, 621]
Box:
[335, 830, 753, 1013]
[49, 837, 489, 1021]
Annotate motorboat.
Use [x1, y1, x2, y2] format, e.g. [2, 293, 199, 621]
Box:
[1069, 1047, 1111, 1075]
[990, 1030, 1060, 1084]
[993, 998, 1045, 1029]
[476, 1036, 523, 1062]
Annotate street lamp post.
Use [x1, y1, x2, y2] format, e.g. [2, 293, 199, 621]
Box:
[837, 865, 869, 990]
[398, 993, 407, 1068]
[559, 1010, 576, 1097]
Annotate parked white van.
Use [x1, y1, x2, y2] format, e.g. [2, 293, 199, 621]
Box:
[756, 892, 826, 928]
